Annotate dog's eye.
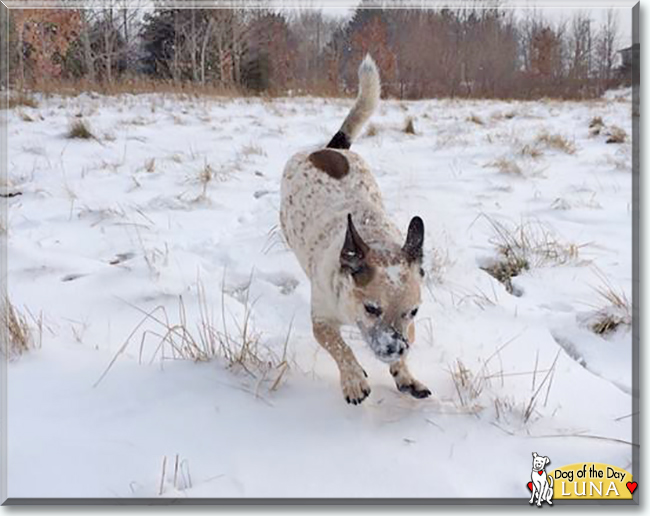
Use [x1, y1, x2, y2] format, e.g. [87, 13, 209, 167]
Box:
[402, 307, 419, 319]
[364, 304, 382, 317]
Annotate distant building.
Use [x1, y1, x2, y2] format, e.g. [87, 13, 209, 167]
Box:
[617, 44, 639, 85]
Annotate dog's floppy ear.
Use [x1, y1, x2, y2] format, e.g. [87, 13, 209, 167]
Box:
[403, 216, 424, 264]
[545, 457, 550, 465]
[341, 214, 370, 274]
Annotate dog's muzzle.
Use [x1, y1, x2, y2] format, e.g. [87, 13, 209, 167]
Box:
[361, 324, 409, 363]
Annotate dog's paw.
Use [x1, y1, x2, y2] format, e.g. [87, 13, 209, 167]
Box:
[341, 371, 371, 405]
[397, 380, 432, 399]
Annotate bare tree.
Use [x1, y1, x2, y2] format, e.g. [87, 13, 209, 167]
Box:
[595, 8, 619, 83]
[568, 11, 594, 81]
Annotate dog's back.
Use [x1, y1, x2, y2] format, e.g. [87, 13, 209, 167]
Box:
[280, 56, 400, 276]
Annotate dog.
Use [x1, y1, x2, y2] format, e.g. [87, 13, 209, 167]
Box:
[529, 452, 554, 506]
[280, 55, 430, 405]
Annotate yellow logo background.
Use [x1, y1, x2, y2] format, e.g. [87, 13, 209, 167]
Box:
[550, 463, 633, 500]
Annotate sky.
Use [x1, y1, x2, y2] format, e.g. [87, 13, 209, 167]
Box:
[304, 1, 634, 48]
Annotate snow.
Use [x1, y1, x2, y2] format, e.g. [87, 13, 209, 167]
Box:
[5, 90, 633, 499]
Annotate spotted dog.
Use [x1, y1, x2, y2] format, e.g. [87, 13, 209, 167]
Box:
[280, 55, 430, 405]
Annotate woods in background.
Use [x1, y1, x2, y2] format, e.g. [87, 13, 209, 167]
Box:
[3, 1, 632, 99]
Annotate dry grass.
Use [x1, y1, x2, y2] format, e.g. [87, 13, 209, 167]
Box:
[449, 359, 484, 406]
[196, 161, 215, 198]
[403, 116, 416, 134]
[518, 144, 544, 159]
[589, 116, 605, 136]
[95, 277, 292, 394]
[67, 119, 95, 140]
[587, 275, 632, 336]
[144, 158, 156, 173]
[467, 113, 485, 125]
[2, 299, 41, 360]
[480, 215, 584, 294]
[534, 130, 576, 154]
[365, 123, 379, 137]
[490, 157, 523, 176]
[158, 454, 193, 495]
[481, 258, 529, 295]
[27, 77, 245, 99]
[18, 111, 34, 122]
[522, 350, 560, 424]
[448, 335, 560, 425]
[605, 125, 627, 144]
[589, 116, 604, 128]
[240, 143, 266, 157]
[7, 92, 38, 109]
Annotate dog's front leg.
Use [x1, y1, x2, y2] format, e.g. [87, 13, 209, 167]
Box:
[529, 485, 536, 504]
[389, 358, 431, 399]
[536, 484, 544, 507]
[313, 319, 371, 405]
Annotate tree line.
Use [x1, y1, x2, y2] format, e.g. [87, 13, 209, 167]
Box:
[2, 1, 630, 99]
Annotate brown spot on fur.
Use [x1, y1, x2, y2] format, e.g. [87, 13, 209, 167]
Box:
[350, 265, 375, 287]
[407, 323, 415, 344]
[309, 149, 349, 180]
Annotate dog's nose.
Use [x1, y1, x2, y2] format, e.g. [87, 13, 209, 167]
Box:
[386, 344, 396, 355]
[391, 330, 406, 342]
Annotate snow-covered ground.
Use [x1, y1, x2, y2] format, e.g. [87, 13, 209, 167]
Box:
[5, 88, 633, 499]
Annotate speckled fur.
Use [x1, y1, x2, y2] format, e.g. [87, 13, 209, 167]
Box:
[279, 55, 431, 405]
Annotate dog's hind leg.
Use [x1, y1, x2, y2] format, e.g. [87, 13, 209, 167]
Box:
[313, 319, 371, 405]
[389, 357, 431, 399]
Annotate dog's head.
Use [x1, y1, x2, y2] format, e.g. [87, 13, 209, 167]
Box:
[532, 452, 550, 472]
[340, 214, 425, 363]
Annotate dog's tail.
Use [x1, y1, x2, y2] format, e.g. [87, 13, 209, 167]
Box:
[326, 54, 380, 150]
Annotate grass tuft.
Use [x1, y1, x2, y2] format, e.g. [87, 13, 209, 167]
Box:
[480, 215, 584, 294]
[403, 116, 416, 134]
[144, 158, 156, 173]
[67, 119, 94, 139]
[535, 130, 576, 154]
[589, 116, 604, 128]
[605, 125, 627, 144]
[585, 275, 631, 336]
[241, 143, 266, 157]
[18, 111, 34, 122]
[467, 114, 485, 125]
[519, 144, 543, 159]
[490, 157, 523, 176]
[2, 299, 41, 360]
[365, 123, 379, 137]
[95, 277, 292, 394]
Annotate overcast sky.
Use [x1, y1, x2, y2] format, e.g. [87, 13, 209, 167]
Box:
[289, 1, 634, 48]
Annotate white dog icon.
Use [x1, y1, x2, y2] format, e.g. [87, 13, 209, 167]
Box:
[529, 452, 554, 506]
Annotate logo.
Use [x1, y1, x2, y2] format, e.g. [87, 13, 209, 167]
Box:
[526, 453, 636, 502]
[528, 452, 554, 506]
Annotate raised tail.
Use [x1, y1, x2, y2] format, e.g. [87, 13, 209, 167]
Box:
[327, 54, 381, 149]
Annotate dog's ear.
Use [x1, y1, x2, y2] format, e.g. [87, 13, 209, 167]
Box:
[545, 457, 550, 465]
[341, 214, 370, 275]
[403, 216, 424, 264]
[532, 452, 538, 458]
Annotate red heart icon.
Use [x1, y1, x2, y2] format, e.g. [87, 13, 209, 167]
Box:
[627, 481, 638, 494]
[527, 482, 533, 491]
[538, 471, 543, 475]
